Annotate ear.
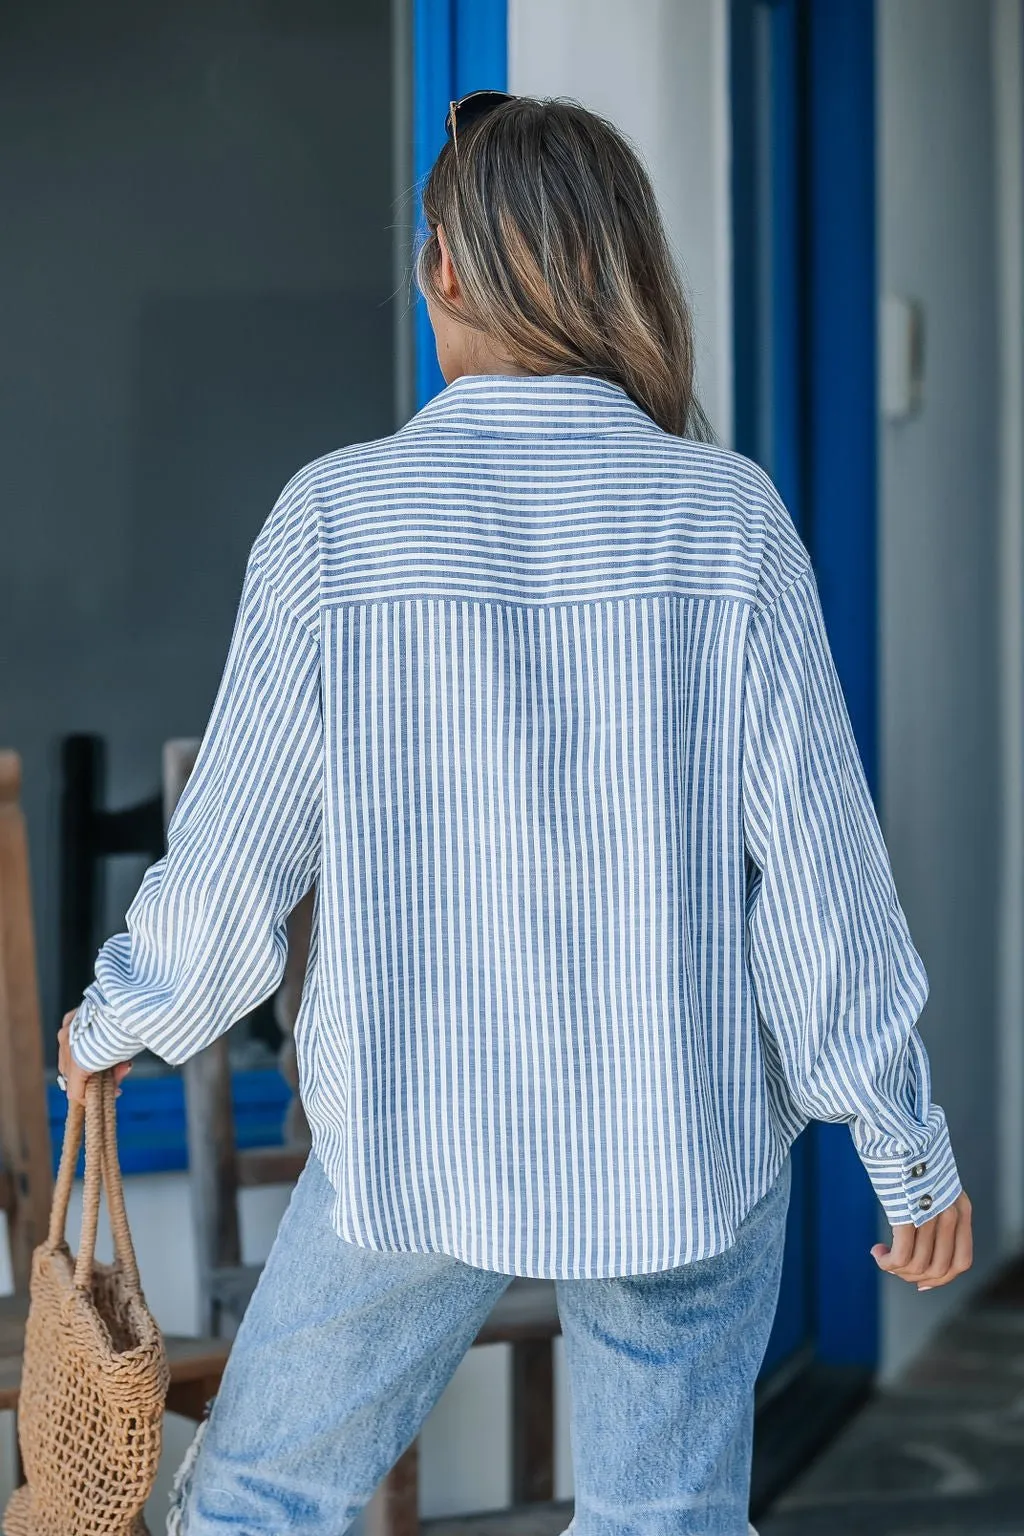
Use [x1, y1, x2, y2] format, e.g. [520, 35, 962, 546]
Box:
[436, 225, 461, 303]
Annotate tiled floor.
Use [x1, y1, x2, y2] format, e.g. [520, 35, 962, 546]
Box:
[422, 1261, 1024, 1536]
[425, 1509, 573, 1536]
[760, 1262, 1024, 1536]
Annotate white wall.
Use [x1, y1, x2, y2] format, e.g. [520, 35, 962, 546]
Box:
[509, 0, 734, 444]
[877, 0, 1023, 1375]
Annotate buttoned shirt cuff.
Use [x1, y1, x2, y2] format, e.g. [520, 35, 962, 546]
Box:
[858, 1116, 962, 1229]
[68, 994, 146, 1073]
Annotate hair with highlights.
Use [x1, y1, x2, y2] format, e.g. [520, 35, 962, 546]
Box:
[416, 95, 714, 441]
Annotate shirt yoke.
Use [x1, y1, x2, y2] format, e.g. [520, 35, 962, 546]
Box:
[252, 418, 811, 631]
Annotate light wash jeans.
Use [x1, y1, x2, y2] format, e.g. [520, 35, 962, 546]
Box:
[177, 1152, 790, 1536]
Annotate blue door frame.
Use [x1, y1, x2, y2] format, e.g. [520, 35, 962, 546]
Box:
[412, 0, 508, 405]
[805, 0, 880, 1371]
[731, 0, 812, 1384]
[732, 0, 880, 1373]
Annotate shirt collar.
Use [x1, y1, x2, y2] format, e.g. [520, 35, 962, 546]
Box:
[399, 371, 665, 439]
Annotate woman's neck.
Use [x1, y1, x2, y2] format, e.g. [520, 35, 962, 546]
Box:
[447, 330, 536, 379]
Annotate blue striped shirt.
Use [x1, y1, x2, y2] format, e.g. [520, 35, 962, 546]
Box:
[70, 372, 962, 1277]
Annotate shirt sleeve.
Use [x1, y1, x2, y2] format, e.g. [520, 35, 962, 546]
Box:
[741, 560, 961, 1229]
[68, 553, 322, 1071]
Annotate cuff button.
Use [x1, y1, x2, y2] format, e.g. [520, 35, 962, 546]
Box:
[918, 1194, 934, 1212]
[911, 1162, 927, 1179]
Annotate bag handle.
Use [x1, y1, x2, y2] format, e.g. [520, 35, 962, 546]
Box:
[47, 1071, 143, 1296]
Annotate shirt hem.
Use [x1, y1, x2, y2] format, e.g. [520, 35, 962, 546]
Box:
[310, 1139, 794, 1281]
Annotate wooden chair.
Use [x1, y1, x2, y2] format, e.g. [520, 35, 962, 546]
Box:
[0, 750, 230, 1445]
[163, 740, 563, 1536]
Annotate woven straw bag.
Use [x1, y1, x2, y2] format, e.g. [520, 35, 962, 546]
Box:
[4, 1071, 170, 1536]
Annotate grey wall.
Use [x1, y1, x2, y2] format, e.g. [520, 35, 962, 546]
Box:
[878, 0, 1004, 1373]
[0, 0, 397, 1041]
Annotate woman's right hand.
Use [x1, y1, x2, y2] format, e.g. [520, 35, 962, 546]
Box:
[58, 1010, 133, 1108]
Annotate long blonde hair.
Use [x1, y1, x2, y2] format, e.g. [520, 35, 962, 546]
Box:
[416, 95, 713, 441]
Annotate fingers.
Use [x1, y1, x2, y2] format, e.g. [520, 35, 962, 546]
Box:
[61, 1040, 91, 1107]
[917, 1206, 956, 1288]
[872, 1221, 918, 1274]
[57, 1014, 90, 1106]
[886, 1209, 939, 1284]
[950, 1193, 974, 1279]
[66, 1064, 91, 1107]
[56, 1020, 71, 1084]
[923, 1192, 973, 1288]
[872, 1192, 974, 1290]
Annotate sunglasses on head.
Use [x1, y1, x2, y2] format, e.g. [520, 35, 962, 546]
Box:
[445, 89, 515, 152]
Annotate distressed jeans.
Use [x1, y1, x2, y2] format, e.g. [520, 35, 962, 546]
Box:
[177, 1152, 790, 1536]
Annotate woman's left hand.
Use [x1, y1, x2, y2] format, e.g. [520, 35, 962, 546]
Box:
[58, 1011, 133, 1107]
[871, 1191, 973, 1291]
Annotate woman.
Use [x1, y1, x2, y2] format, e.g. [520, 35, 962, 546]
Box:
[60, 94, 972, 1535]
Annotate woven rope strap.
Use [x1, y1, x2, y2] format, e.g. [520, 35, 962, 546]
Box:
[47, 1072, 143, 1293]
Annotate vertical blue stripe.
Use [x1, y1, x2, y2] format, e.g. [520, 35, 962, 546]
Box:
[729, 0, 802, 529]
[730, 0, 813, 1381]
[454, 0, 508, 98]
[412, 0, 507, 408]
[806, 0, 880, 1370]
[413, 0, 455, 407]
